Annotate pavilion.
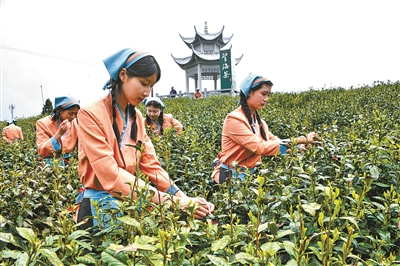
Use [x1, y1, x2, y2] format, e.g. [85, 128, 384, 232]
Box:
[171, 22, 243, 93]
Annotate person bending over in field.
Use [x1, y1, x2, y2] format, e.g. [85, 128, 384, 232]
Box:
[2, 119, 23, 143]
[143, 97, 183, 135]
[75, 48, 214, 229]
[211, 73, 320, 184]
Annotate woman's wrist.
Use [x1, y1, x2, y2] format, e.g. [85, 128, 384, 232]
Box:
[174, 190, 186, 198]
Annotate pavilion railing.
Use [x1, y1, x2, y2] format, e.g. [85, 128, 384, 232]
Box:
[156, 88, 237, 99]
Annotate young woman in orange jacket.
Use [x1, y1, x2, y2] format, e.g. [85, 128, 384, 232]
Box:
[36, 96, 80, 165]
[211, 73, 320, 184]
[75, 48, 214, 229]
[143, 97, 183, 135]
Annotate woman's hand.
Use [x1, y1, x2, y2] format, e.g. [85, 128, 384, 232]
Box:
[290, 132, 321, 152]
[298, 144, 307, 152]
[297, 132, 320, 144]
[178, 196, 215, 219]
[305, 132, 320, 143]
[55, 119, 71, 140]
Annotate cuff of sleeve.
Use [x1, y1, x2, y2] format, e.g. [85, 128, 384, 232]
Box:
[50, 136, 61, 151]
[166, 185, 180, 195]
[279, 144, 287, 155]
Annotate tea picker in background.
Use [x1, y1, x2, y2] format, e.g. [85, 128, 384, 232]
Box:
[75, 48, 214, 229]
[2, 119, 24, 143]
[36, 96, 80, 166]
[193, 88, 203, 99]
[169, 86, 177, 98]
[143, 97, 183, 135]
[211, 73, 320, 184]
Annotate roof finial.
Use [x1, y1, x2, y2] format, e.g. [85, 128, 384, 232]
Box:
[204, 21, 208, 35]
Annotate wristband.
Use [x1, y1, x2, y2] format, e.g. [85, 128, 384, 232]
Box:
[166, 185, 180, 195]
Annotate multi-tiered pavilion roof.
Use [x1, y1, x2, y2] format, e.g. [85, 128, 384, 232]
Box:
[171, 22, 243, 92]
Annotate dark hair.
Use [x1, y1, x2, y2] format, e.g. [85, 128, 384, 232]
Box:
[239, 80, 273, 141]
[145, 100, 165, 134]
[51, 104, 80, 122]
[107, 55, 161, 143]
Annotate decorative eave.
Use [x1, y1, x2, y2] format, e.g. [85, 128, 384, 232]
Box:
[170, 53, 194, 70]
[194, 24, 224, 39]
[234, 54, 244, 65]
[171, 45, 244, 70]
[179, 24, 233, 49]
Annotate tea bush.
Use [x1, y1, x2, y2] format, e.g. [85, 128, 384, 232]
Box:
[1, 81, 399, 265]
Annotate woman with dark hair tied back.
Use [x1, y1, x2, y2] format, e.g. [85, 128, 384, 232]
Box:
[36, 95, 80, 166]
[75, 48, 214, 229]
[211, 73, 320, 184]
[143, 97, 183, 135]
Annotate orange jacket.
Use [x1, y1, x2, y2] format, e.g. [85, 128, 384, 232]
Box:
[36, 116, 78, 158]
[77, 93, 176, 197]
[147, 114, 183, 135]
[212, 106, 281, 182]
[2, 124, 23, 143]
[194, 91, 203, 99]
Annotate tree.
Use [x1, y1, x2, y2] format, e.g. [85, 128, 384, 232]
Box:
[42, 98, 53, 115]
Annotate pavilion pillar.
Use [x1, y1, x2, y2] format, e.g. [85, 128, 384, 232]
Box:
[185, 70, 189, 92]
[197, 64, 202, 90]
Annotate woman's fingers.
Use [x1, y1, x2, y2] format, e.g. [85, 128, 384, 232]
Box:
[180, 197, 214, 219]
[306, 132, 321, 143]
[196, 198, 215, 213]
[194, 208, 209, 218]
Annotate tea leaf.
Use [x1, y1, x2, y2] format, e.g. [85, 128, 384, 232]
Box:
[16, 227, 36, 244]
[370, 166, 380, 178]
[301, 202, 321, 217]
[38, 248, 63, 266]
[260, 242, 281, 256]
[207, 254, 228, 265]
[0, 232, 20, 247]
[117, 215, 141, 228]
[211, 235, 230, 252]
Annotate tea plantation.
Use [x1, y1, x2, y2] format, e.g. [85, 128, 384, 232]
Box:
[1, 81, 399, 265]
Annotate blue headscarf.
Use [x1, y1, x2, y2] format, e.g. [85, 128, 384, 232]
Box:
[102, 48, 151, 89]
[239, 73, 271, 97]
[55, 95, 80, 109]
[143, 97, 166, 111]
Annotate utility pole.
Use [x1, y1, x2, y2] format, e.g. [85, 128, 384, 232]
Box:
[40, 85, 44, 106]
[9, 104, 15, 120]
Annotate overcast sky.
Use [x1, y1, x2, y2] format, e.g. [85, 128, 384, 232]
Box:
[1, 0, 399, 120]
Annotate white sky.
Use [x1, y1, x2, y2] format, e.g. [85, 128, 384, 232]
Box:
[1, 0, 399, 120]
